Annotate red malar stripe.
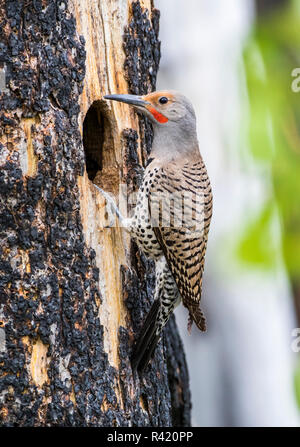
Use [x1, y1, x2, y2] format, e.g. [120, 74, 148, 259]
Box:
[147, 106, 168, 123]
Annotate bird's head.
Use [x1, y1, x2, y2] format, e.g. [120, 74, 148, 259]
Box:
[104, 90, 198, 158]
[104, 90, 196, 130]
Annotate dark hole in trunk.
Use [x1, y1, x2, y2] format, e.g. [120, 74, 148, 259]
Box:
[83, 100, 119, 196]
[83, 103, 105, 181]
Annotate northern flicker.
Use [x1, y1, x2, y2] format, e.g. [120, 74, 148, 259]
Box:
[101, 91, 213, 372]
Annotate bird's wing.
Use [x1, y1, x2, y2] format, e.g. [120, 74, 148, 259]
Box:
[148, 157, 213, 331]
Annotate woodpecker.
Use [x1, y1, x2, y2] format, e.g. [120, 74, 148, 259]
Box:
[102, 91, 213, 372]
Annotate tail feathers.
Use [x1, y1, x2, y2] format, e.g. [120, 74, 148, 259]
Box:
[187, 304, 206, 333]
[132, 331, 161, 374]
[131, 299, 161, 373]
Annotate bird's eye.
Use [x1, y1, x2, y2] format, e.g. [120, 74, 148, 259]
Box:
[159, 96, 168, 105]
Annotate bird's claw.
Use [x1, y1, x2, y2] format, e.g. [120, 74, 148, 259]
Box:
[94, 184, 117, 228]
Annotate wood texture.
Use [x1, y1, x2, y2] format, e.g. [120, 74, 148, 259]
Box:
[0, 0, 191, 426]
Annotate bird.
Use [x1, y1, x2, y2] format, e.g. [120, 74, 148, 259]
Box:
[102, 90, 213, 372]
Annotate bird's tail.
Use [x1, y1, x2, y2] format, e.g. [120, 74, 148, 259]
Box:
[131, 299, 161, 373]
[187, 303, 206, 333]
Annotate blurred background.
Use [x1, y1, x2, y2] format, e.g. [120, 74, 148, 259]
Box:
[155, 0, 300, 426]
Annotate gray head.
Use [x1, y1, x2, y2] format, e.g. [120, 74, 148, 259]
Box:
[104, 90, 198, 158]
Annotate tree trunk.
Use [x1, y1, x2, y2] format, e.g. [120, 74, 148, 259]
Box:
[0, 0, 191, 426]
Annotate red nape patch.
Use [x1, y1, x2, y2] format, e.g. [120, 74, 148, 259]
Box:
[147, 106, 168, 123]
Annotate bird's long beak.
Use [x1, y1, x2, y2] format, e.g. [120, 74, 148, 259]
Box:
[103, 94, 149, 108]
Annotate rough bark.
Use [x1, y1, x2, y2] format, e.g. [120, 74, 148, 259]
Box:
[0, 0, 191, 426]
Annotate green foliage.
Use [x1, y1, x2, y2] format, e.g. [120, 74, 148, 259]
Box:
[294, 360, 300, 409]
[236, 200, 278, 269]
[240, 0, 300, 281]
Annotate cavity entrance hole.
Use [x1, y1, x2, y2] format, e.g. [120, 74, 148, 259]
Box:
[83, 101, 119, 196]
[83, 102, 105, 181]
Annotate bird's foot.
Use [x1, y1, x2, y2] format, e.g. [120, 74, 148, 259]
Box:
[94, 184, 117, 228]
[94, 184, 131, 230]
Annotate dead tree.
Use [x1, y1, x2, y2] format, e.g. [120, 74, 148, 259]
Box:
[0, 0, 191, 426]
